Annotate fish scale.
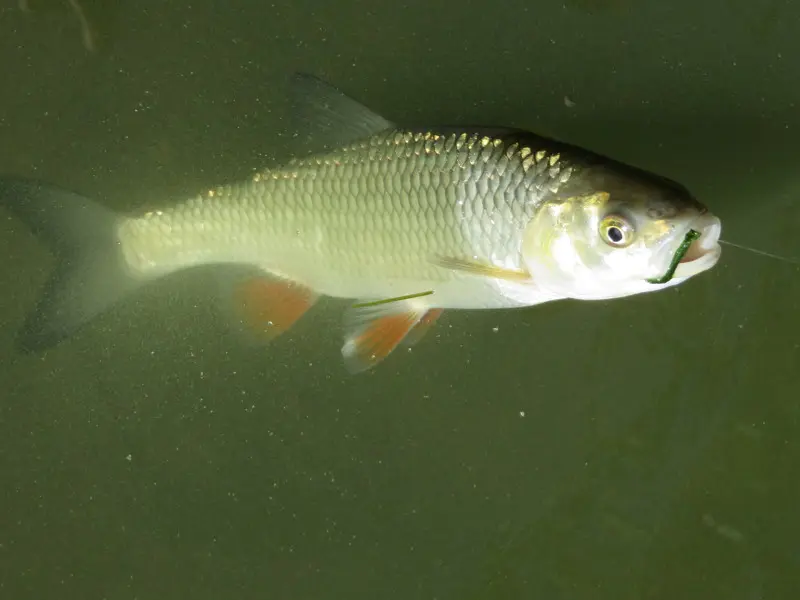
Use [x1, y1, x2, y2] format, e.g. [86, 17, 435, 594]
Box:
[117, 129, 566, 307]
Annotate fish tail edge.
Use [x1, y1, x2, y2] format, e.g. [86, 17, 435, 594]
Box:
[0, 177, 141, 352]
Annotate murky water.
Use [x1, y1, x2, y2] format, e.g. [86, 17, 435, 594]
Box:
[1, 1, 798, 598]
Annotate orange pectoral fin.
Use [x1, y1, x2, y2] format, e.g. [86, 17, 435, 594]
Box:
[341, 302, 433, 373]
[230, 276, 318, 343]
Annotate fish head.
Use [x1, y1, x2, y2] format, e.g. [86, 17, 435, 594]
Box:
[521, 164, 721, 300]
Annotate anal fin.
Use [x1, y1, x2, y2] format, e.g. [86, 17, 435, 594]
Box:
[223, 272, 318, 344]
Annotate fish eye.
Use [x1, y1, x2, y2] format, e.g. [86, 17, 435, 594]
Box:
[599, 214, 635, 248]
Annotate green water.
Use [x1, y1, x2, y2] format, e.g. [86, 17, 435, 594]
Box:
[1, 1, 798, 598]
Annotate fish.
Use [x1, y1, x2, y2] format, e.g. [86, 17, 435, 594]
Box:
[0, 73, 722, 373]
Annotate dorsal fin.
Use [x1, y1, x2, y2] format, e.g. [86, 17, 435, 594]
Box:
[288, 73, 394, 155]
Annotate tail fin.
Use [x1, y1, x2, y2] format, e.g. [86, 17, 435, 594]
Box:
[0, 177, 141, 351]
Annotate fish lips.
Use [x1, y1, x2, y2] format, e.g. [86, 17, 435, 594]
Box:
[671, 214, 723, 279]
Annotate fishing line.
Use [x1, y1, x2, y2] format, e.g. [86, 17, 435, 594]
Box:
[719, 240, 800, 266]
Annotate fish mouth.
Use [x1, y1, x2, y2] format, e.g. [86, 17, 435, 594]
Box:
[672, 215, 722, 278]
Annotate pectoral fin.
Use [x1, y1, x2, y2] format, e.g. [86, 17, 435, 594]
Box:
[433, 256, 532, 282]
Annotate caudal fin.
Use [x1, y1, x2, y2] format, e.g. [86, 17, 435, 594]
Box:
[0, 177, 141, 351]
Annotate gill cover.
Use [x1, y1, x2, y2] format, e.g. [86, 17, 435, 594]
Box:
[520, 189, 696, 300]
